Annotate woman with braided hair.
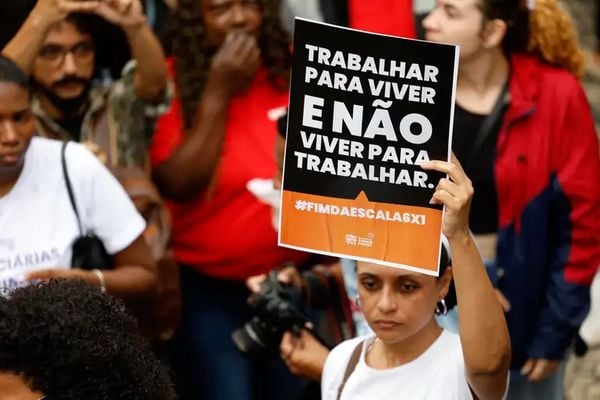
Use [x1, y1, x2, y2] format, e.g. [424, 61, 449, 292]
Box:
[150, 1, 311, 399]
[423, 0, 600, 399]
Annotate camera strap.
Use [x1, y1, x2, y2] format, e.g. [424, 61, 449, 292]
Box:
[336, 340, 364, 400]
[462, 81, 509, 170]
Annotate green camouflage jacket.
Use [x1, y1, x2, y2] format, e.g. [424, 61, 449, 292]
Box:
[33, 61, 172, 168]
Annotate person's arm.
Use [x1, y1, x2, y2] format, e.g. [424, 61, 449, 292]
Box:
[26, 235, 157, 300]
[1, 0, 100, 72]
[93, 0, 168, 102]
[153, 33, 261, 201]
[102, 234, 157, 297]
[423, 155, 510, 400]
[152, 82, 229, 201]
[27, 143, 158, 300]
[163, 0, 178, 10]
[280, 329, 330, 381]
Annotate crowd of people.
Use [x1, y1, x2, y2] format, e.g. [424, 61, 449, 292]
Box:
[0, 0, 598, 399]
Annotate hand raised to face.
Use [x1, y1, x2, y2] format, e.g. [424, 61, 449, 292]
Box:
[207, 31, 262, 97]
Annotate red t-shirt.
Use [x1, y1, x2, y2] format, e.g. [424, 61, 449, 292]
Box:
[348, 0, 416, 38]
[151, 64, 309, 280]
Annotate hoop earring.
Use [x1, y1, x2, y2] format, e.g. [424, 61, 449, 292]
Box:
[435, 299, 448, 316]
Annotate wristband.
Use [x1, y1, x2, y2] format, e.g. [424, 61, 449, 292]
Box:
[92, 269, 107, 294]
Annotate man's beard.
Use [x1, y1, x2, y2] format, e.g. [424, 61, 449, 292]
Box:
[31, 75, 92, 118]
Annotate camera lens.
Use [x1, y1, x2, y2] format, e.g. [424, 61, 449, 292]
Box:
[232, 317, 276, 358]
[232, 273, 309, 358]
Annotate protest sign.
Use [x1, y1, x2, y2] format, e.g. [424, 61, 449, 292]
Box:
[279, 19, 459, 276]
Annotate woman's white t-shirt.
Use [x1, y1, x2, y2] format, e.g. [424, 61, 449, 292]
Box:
[322, 330, 473, 400]
[0, 137, 145, 292]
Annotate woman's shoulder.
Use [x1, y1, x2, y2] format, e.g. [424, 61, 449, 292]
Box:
[510, 54, 584, 98]
[62, 141, 106, 172]
[322, 336, 370, 396]
[328, 335, 369, 362]
[324, 336, 369, 376]
[437, 329, 464, 357]
[537, 61, 583, 96]
[31, 138, 112, 186]
[28, 136, 62, 156]
[326, 331, 462, 371]
[440, 328, 461, 343]
[30, 137, 97, 162]
[26, 137, 84, 167]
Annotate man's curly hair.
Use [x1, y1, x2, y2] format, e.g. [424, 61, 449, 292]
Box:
[0, 279, 177, 400]
[165, 0, 292, 129]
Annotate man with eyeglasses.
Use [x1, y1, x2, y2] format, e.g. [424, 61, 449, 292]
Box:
[1, 0, 170, 168]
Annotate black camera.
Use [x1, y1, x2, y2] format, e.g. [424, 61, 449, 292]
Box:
[232, 271, 310, 358]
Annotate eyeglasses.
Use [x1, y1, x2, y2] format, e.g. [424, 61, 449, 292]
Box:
[38, 42, 94, 68]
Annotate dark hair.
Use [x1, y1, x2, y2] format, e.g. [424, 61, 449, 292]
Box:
[65, 13, 97, 36]
[439, 244, 457, 310]
[63, 13, 132, 80]
[0, 279, 177, 400]
[0, 55, 30, 92]
[0, 0, 36, 49]
[166, 0, 292, 129]
[478, 0, 530, 54]
[1, 3, 131, 81]
[479, 0, 584, 77]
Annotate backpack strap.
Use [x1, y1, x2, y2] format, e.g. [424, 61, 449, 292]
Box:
[336, 340, 364, 400]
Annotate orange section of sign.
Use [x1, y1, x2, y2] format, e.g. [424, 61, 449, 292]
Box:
[280, 190, 443, 274]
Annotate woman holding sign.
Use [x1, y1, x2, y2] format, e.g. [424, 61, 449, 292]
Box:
[321, 155, 511, 400]
[424, 0, 600, 398]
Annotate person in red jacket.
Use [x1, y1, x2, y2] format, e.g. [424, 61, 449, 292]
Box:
[424, 0, 600, 399]
[150, 0, 311, 399]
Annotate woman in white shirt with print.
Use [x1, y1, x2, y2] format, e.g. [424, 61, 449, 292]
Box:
[0, 55, 156, 300]
[321, 155, 510, 400]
